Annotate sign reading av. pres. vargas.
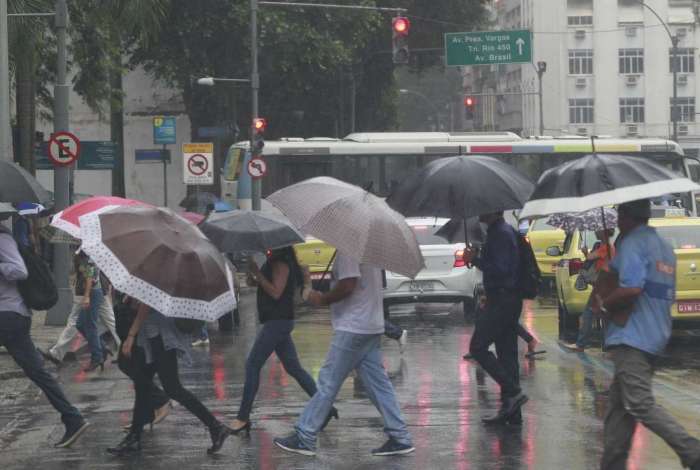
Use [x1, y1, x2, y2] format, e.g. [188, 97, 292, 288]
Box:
[445, 29, 532, 66]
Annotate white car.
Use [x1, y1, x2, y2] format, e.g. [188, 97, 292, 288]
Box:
[383, 218, 482, 318]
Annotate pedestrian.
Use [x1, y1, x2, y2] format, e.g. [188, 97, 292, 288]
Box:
[230, 246, 337, 436]
[74, 251, 109, 371]
[273, 251, 414, 457]
[562, 228, 615, 352]
[191, 323, 210, 347]
[596, 199, 700, 470]
[463, 211, 529, 425]
[463, 322, 540, 360]
[106, 303, 233, 455]
[384, 319, 408, 353]
[0, 224, 89, 447]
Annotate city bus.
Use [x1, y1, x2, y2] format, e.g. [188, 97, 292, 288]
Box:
[230, 131, 696, 213]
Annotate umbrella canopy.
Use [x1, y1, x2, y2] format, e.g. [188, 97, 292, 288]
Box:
[386, 155, 534, 219]
[268, 177, 424, 278]
[520, 154, 700, 219]
[0, 161, 51, 204]
[51, 196, 149, 238]
[179, 211, 206, 225]
[16, 202, 46, 216]
[200, 210, 305, 253]
[0, 203, 16, 217]
[547, 208, 618, 234]
[214, 200, 234, 212]
[79, 206, 236, 321]
[39, 225, 80, 245]
[179, 192, 219, 212]
[434, 217, 486, 246]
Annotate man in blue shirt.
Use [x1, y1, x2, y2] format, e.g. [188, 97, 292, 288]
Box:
[595, 199, 700, 470]
[464, 212, 528, 425]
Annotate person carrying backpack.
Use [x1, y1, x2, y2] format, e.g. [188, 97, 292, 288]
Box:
[462, 211, 530, 426]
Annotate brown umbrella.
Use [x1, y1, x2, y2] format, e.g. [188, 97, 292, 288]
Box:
[79, 206, 236, 321]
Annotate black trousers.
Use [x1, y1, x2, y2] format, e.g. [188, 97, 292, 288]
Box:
[469, 290, 523, 398]
[117, 346, 170, 425]
[130, 336, 219, 435]
[0, 311, 82, 427]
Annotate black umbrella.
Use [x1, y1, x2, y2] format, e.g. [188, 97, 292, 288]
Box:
[519, 153, 700, 219]
[179, 192, 219, 213]
[199, 210, 305, 253]
[435, 217, 486, 246]
[0, 161, 51, 204]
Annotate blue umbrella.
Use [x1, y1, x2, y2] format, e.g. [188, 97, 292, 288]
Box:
[214, 200, 234, 212]
[16, 202, 46, 216]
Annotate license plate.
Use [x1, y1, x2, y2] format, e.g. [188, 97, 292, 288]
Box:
[410, 281, 434, 292]
[551, 264, 558, 272]
[678, 301, 700, 313]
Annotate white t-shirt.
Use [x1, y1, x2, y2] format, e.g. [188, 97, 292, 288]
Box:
[330, 252, 384, 335]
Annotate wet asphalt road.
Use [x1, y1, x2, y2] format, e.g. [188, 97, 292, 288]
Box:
[4, 292, 700, 469]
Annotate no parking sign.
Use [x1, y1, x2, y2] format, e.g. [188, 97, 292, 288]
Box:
[182, 143, 214, 185]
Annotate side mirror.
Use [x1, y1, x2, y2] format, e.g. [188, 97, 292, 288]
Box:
[546, 246, 563, 257]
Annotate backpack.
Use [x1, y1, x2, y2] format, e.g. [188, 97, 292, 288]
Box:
[16, 244, 59, 310]
[514, 230, 541, 300]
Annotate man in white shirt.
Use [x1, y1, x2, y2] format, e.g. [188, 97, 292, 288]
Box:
[274, 252, 414, 457]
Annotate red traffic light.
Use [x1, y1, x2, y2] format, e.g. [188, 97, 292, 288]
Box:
[253, 118, 267, 132]
[392, 17, 410, 35]
[464, 96, 476, 107]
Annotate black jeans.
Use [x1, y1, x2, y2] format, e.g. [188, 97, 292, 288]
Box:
[469, 290, 523, 398]
[0, 311, 82, 427]
[117, 347, 170, 425]
[237, 319, 317, 421]
[131, 336, 219, 435]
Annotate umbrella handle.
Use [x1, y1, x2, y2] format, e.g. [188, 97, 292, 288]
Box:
[601, 207, 612, 260]
[318, 250, 337, 284]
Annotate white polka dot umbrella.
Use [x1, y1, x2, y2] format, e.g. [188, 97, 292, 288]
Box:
[79, 206, 237, 321]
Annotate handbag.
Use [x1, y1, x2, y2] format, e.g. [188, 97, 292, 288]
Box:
[591, 269, 635, 327]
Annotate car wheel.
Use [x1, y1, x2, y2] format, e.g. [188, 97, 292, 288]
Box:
[558, 300, 579, 342]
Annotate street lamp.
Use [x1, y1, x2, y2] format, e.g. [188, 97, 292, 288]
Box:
[536, 61, 547, 136]
[399, 89, 441, 131]
[197, 76, 251, 86]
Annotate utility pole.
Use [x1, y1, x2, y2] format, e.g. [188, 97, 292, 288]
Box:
[671, 35, 679, 143]
[250, 0, 261, 211]
[536, 61, 547, 136]
[47, 0, 72, 325]
[0, 0, 10, 161]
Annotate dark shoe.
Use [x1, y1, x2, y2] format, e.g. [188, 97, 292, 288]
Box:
[462, 353, 473, 360]
[371, 438, 415, 456]
[54, 420, 90, 448]
[38, 348, 61, 366]
[482, 392, 529, 425]
[106, 432, 141, 455]
[83, 359, 105, 372]
[320, 407, 339, 431]
[231, 420, 251, 436]
[207, 423, 232, 454]
[274, 434, 316, 456]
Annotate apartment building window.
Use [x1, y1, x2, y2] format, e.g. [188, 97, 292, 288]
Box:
[671, 97, 696, 122]
[568, 15, 593, 26]
[619, 49, 644, 74]
[619, 98, 645, 123]
[569, 50, 593, 75]
[569, 99, 594, 124]
[669, 48, 695, 73]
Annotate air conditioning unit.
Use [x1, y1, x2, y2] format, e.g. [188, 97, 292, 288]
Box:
[625, 26, 637, 37]
[575, 29, 586, 39]
[577, 127, 589, 135]
[677, 28, 688, 38]
[625, 75, 639, 86]
[575, 77, 587, 88]
[626, 125, 639, 136]
[679, 124, 689, 136]
[678, 75, 689, 85]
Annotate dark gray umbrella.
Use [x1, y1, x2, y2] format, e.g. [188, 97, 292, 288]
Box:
[200, 210, 305, 253]
[179, 192, 219, 213]
[0, 161, 51, 204]
[435, 217, 486, 246]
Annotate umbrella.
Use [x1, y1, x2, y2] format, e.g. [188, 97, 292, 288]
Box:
[519, 153, 700, 219]
[214, 200, 234, 212]
[51, 196, 150, 238]
[179, 192, 219, 212]
[200, 210, 305, 253]
[16, 202, 46, 216]
[79, 206, 236, 321]
[179, 211, 206, 225]
[39, 225, 80, 245]
[387, 155, 534, 219]
[435, 217, 486, 246]
[0, 203, 16, 217]
[267, 177, 424, 278]
[0, 161, 51, 204]
[547, 208, 618, 234]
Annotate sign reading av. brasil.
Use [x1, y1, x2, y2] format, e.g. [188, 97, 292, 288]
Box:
[153, 116, 177, 145]
[445, 30, 532, 67]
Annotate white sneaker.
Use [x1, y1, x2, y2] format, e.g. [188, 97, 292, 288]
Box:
[191, 338, 210, 347]
[398, 330, 408, 354]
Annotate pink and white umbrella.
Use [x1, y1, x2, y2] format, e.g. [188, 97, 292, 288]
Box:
[51, 196, 150, 238]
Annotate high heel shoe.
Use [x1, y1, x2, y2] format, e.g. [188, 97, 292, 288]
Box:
[207, 423, 233, 454]
[231, 421, 251, 436]
[320, 407, 339, 431]
[106, 432, 142, 455]
[83, 359, 105, 372]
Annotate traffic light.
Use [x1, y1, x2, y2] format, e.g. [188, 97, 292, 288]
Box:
[392, 17, 410, 65]
[464, 96, 476, 120]
[252, 118, 266, 153]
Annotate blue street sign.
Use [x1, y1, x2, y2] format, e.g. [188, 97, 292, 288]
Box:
[135, 149, 171, 164]
[153, 116, 177, 145]
[198, 126, 228, 138]
[33, 141, 116, 170]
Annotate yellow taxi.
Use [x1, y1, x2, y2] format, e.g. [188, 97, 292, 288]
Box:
[527, 218, 566, 294]
[294, 236, 335, 290]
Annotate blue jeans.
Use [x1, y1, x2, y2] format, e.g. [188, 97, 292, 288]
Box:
[76, 288, 105, 363]
[576, 298, 594, 349]
[238, 320, 316, 421]
[294, 331, 412, 450]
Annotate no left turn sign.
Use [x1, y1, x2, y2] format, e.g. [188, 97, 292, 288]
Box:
[47, 131, 81, 166]
[247, 157, 267, 179]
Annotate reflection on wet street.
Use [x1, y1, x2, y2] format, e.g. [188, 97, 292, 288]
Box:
[3, 292, 700, 469]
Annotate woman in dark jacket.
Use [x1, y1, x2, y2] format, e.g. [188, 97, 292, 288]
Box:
[230, 246, 337, 434]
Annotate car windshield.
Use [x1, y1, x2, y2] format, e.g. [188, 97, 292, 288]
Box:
[656, 225, 700, 249]
[411, 224, 447, 245]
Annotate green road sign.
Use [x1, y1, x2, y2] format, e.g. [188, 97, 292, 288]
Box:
[445, 30, 532, 66]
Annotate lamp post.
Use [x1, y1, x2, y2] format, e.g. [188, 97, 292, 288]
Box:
[536, 61, 547, 136]
[399, 89, 441, 131]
